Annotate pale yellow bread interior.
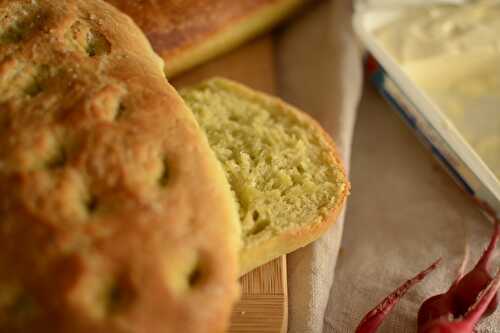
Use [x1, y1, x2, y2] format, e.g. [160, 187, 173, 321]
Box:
[181, 78, 349, 275]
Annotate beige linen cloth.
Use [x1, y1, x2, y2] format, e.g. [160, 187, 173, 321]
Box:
[276, 0, 500, 332]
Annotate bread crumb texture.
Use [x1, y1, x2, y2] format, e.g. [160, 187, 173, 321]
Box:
[0, 1, 239, 333]
[182, 78, 347, 253]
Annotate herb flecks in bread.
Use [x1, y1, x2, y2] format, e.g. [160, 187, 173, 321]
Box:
[0, 1, 240, 333]
[181, 78, 349, 275]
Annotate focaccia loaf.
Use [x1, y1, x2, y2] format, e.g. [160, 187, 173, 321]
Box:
[0, 1, 240, 332]
[105, 0, 306, 77]
[181, 78, 349, 275]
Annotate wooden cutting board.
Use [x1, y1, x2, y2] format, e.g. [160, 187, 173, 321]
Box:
[172, 35, 288, 333]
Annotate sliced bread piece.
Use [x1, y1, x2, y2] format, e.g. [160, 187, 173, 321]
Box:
[181, 78, 349, 275]
[105, 0, 306, 77]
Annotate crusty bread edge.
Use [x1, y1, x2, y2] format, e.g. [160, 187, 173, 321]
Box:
[94, 2, 244, 308]
[181, 77, 350, 276]
[97, 1, 244, 317]
[162, 0, 305, 78]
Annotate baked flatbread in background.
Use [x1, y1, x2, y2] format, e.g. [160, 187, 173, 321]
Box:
[105, 0, 306, 77]
[0, 0, 240, 332]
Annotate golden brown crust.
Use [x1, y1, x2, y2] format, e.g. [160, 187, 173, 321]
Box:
[0, 1, 240, 332]
[107, 0, 275, 49]
[105, 0, 305, 76]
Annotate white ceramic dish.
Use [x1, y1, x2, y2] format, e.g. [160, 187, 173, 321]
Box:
[353, 4, 500, 218]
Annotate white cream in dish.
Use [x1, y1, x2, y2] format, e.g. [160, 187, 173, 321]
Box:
[375, 0, 500, 181]
[376, 0, 500, 63]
